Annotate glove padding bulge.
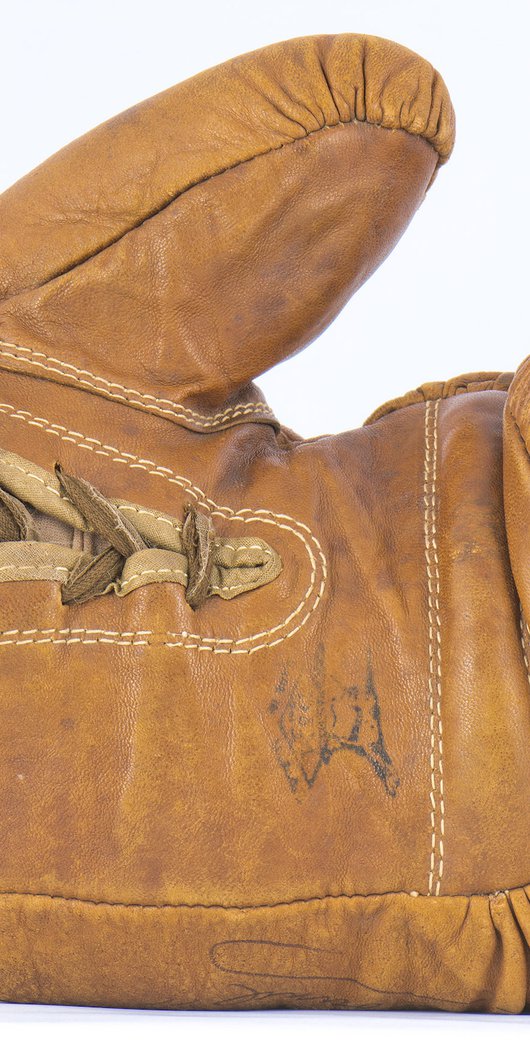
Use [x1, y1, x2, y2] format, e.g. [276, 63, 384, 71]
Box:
[0, 34, 454, 419]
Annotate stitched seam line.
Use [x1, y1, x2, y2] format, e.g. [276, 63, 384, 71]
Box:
[424, 399, 444, 897]
[119, 569, 182, 590]
[0, 343, 274, 428]
[0, 402, 327, 653]
[115, 504, 181, 530]
[0, 627, 150, 637]
[119, 572, 265, 592]
[519, 609, 530, 692]
[0, 635, 150, 647]
[6, 109, 447, 304]
[220, 543, 267, 553]
[0, 624, 288, 646]
[0, 883, 523, 911]
[365, 374, 512, 426]
[0, 340, 271, 414]
[0, 112, 446, 425]
[0, 451, 63, 501]
[0, 456, 186, 532]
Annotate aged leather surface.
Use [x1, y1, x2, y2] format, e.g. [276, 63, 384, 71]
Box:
[0, 33, 528, 1013]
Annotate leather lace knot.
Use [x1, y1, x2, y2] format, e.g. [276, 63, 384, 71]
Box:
[55, 464, 148, 605]
[181, 505, 215, 610]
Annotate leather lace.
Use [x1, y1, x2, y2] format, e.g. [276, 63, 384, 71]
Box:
[0, 465, 215, 609]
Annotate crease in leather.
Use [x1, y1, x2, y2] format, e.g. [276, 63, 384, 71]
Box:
[0, 887, 527, 1014]
[0, 350, 279, 433]
[365, 369, 514, 425]
[0, 34, 454, 303]
[0, 38, 452, 417]
[0, 122, 439, 304]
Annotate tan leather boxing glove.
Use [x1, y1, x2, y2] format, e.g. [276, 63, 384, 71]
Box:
[0, 33, 527, 1014]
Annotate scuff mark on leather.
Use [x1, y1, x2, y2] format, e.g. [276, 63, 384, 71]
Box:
[268, 644, 400, 796]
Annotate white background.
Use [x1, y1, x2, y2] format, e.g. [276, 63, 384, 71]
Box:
[1, 0, 528, 1053]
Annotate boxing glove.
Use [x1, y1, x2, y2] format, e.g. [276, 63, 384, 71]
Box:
[0, 32, 528, 1013]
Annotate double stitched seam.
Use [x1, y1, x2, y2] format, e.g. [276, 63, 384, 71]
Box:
[0, 628, 150, 646]
[424, 399, 445, 897]
[0, 341, 273, 428]
[0, 402, 327, 653]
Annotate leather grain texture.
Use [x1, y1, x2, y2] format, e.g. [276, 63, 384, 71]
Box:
[0, 32, 528, 1013]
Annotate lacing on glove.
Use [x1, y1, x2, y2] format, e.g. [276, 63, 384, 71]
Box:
[55, 465, 149, 605]
[0, 450, 281, 608]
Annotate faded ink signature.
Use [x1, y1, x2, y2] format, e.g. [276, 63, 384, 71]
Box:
[268, 645, 400, 796]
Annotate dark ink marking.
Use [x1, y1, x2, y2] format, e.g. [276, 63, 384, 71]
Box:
[270, 646, 400, 796]
[214, 983, 350, 1009]
[209, 938, 498, 1010]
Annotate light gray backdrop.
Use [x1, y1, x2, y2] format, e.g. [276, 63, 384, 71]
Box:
[2, 0, 528, 438]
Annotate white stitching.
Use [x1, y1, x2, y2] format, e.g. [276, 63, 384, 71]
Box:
[218, 543, 268, 553]
[119, 572, 266, 593]
[0, 626, 151, 647]
[0, 404, 325, 645]
[0, 627, 151, 637]
[0, 341, 274, 428]
[0, 340, 271, 417]
[166, 518, 317, 645]
[0, 621, 312, 653]
[115, 504, 181, 530]
[0, 402, 327, 652]
[0, 464, 187, 535]
[0, 635, 150, 647]
[0, 453, 62, 500]
[119, 568, 181, 590]
[424, 399, 444, 897]
[116, 509, 271, 557]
